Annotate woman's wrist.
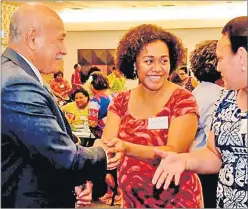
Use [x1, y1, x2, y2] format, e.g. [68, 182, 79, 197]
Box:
[181, 153, 190, 171]
[123, 141, 128, 154]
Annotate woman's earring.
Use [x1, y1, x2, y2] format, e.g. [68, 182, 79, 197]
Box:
[242, 66, 246, 72]
[133, 63, 137, 77]
[133, 63, 137, 71]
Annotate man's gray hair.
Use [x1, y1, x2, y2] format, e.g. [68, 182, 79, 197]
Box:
[9, 10, 23, 43]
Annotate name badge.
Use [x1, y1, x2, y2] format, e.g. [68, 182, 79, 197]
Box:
[148, 116, 168, 130]
[60, 84, 65, 88]
[240, 119, 247, 135]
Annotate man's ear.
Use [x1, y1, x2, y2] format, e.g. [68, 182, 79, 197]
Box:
[25, 28, 37, 51]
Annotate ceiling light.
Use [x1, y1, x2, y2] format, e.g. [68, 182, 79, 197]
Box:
[162, 5, 175, 7]
[71, 8, 82, 10]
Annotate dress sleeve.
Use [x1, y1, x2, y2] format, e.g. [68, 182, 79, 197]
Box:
[108, 91, 128, 117]
[170, 88, 199, 120]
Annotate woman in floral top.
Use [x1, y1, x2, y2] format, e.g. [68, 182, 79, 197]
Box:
[152, 16, 248, 208]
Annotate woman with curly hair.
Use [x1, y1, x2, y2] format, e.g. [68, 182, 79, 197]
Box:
[101, 24, 203, 207]
[152, 16, 248, 209]
[190, 40, 223, 150]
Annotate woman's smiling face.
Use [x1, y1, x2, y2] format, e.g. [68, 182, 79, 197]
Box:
[135, 40, 170, 91]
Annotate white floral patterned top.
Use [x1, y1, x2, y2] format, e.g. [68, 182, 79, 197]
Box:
[212, 90, 248, 208]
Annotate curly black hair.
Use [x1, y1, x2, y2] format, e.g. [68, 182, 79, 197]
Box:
[115, 24, 185, 79]
[190, 40, 221, 83]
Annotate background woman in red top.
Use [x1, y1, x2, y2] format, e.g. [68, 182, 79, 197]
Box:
[100, 24, 203, 208]
[50, 71, 72, 105]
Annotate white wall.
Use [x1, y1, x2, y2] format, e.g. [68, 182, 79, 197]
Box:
[63, 27, 222, 81]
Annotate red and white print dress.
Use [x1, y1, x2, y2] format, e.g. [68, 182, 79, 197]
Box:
[108, 88, 203, 208]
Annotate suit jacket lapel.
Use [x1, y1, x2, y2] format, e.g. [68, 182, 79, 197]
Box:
[2, 48, 74, 140]
[2, 47, 40, 83]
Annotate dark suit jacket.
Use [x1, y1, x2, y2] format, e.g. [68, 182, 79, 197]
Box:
[1, 48, 107, 208]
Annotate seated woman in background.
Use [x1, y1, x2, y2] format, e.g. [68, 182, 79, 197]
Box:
[178, 66, 198, 91]
[61, 88, 90, 130]
[101, 24, 203, 208]
[88, 72, 121, 205]
[50, 71, 72, 105]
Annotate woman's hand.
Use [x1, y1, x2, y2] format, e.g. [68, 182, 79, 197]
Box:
[152, 149, 186, 190]
[102, 138, 126, 170]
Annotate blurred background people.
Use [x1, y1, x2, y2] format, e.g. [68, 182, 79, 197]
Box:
[189, 39, 223, 208]
[169, 71, 182, 85]
[83, 66, 101, 97]
[107, 65, 126, 93]
[102, 24, 203, 208]
[87, 72, 121, 205]
[178, 66, 198, 91]
[50, 71, 72, 105]
[152, 16, 248, 209]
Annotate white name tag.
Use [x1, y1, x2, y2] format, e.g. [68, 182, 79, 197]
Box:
[148, 116, 168, 130]
[240, 119, 247, 134]
[60, 84, 65, 88]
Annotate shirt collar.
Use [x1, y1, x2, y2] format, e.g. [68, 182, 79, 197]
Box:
[18, 53, 44, 86]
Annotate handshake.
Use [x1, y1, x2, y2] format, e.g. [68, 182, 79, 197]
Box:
[94, 138, 126, 170]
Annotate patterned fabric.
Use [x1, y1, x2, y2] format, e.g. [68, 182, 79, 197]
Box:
[88, 91, 114, 138]
[107, 72, 126, 93]
[108, 89, 203, 208]
[212, 90, 248, 208]
[50, 79, 71, 98]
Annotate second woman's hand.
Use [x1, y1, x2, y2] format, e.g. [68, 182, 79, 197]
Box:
[152, 149, 187, 190]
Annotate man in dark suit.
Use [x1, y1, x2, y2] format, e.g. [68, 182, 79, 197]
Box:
[1, 3, 116, 208]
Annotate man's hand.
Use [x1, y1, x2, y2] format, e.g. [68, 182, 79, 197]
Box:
[152, 149, 186, 190]
[74, 181, 93, 208]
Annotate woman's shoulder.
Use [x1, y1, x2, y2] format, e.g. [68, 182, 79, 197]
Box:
[168, 84, 197, 107]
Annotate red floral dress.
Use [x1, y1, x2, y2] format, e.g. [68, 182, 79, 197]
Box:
[108, 88, 203, 208]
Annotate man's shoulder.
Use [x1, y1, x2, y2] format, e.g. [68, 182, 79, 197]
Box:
[1, 59, 40, 89]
